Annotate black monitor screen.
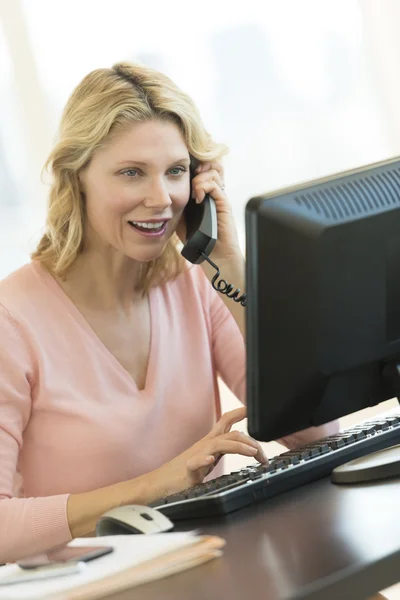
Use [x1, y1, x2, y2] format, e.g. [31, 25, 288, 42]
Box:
[246, 157, 400, 441]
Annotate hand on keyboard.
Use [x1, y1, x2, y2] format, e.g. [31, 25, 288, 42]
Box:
[154, 407, 268, 497]
[151, 413, 400, 520]
[186, 407, 268, 483]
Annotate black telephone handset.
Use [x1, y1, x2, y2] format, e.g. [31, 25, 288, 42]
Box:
[181, 194, 218, 265]
[180, 164, 247, 307]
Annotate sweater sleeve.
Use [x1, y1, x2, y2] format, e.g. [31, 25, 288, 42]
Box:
[0, 304, 72, 564]
[209, 287, 340, 447]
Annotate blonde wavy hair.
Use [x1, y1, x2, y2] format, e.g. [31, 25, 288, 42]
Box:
[32, 61, 228, 290]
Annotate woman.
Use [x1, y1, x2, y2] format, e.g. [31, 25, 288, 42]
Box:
[0, 62, 338, 564]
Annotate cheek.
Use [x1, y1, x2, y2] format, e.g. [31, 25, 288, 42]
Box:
[88, 183, 141, 218]
[108, 182, 142, 214]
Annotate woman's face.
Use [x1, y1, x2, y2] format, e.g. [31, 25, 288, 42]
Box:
[79, 119, 191, 263]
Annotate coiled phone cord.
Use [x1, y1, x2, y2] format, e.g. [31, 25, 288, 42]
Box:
[201, 253, 247, 307]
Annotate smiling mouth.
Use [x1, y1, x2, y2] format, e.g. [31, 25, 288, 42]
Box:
[128, 220, 168, 235]
[128, 219, 169, 238]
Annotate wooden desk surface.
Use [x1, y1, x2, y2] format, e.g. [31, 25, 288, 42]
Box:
[107, 475, 400, 600]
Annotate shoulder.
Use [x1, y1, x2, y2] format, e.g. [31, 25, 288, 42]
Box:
[163, 264, 212, 305]
[0, 261, 48, 319]
[156, 265, 215, 329]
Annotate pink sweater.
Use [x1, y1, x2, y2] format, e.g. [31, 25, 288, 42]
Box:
[0, 261, 338, 563]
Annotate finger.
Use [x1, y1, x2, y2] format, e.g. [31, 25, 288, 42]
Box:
[195, 162, 212, 174]
[192, 179, 226, 203]
[187, 454, 215, 472]
[221, 431, 268, 463]
[191, 179, 224, 201]
[193, 169, 224, 190]
[196, 161, 224, 178]
[211, 407, 247, 436]
[208, 439, 260, 458]
[255, 447, 269, 464]
[210, 161, 224, 178]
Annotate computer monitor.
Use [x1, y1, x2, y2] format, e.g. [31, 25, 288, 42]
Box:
[245, 156, 400, 443]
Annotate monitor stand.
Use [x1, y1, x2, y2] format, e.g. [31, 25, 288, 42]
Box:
[331, 362, 400, 485]
[331, 444, 400, 484]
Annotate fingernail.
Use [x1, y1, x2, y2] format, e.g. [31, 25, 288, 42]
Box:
[249, 447, 258, 454]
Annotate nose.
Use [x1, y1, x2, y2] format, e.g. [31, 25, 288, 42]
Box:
[143, 178, 172, 210]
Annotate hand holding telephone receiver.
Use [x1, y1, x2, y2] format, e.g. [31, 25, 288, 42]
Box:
[180, 163, 247, 307]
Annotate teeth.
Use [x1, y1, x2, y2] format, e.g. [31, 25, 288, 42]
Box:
[130, 221, 165, 229]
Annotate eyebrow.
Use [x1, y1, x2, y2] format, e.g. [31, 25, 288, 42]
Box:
[116, 157, 191, 166]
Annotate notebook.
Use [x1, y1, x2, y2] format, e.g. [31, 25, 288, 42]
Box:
[0, 532, 225, 599]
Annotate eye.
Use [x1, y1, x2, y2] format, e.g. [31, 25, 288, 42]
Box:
[121, 169, 139, 177]
[168, 166, 187, 176]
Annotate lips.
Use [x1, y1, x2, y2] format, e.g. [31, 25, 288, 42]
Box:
[127, 219, 169, 238]
[128, 220, 166, 232]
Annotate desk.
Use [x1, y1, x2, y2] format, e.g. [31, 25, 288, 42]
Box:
[108, 475, 399, 600]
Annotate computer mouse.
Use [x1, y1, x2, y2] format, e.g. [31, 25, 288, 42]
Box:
[96, 505, 174, 537]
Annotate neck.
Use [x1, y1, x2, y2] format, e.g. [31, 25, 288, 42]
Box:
[59, 250, 145, 314]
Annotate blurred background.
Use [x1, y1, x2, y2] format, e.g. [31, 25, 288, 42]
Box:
[1, 1, 400, 595]
[3, 0, 400, 276]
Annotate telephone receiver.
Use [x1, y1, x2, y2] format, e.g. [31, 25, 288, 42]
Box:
[180, 161, 247, 307]
[181, 162, 218, 265]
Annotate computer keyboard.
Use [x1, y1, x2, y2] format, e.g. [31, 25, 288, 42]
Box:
[151, 414, 400, 520]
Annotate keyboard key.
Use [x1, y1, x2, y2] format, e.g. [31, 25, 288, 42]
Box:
[260, 464, 276, 474]
[370, 421, 389, 431]
[338, 434, 355, 444]
[296, 450, 317, 460]
[350, 430, 366, 441]
[249, 471, 264, 480]
[229, 471, 251, 482]
[327, 438, 345, 449]
[312, 443, 331, 454]
[352, 424, 377, 435]
[270, 459, 288, 469]
[302, 447, 321, 457]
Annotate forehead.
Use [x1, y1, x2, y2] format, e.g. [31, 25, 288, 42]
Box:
[99, 120, 189, 163]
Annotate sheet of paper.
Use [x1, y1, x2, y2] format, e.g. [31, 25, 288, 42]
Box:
[0, 532, 199, 599]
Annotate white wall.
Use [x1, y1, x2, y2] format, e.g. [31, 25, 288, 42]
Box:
[2, 0, 400, 276]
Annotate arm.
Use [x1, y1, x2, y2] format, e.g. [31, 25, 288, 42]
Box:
[0, 304, 73, 562]
[201, 248, 245, 338]
[0, 306, 162, 558]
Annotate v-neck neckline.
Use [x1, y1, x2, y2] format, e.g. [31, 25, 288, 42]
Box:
[32, 260, 157, 395]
